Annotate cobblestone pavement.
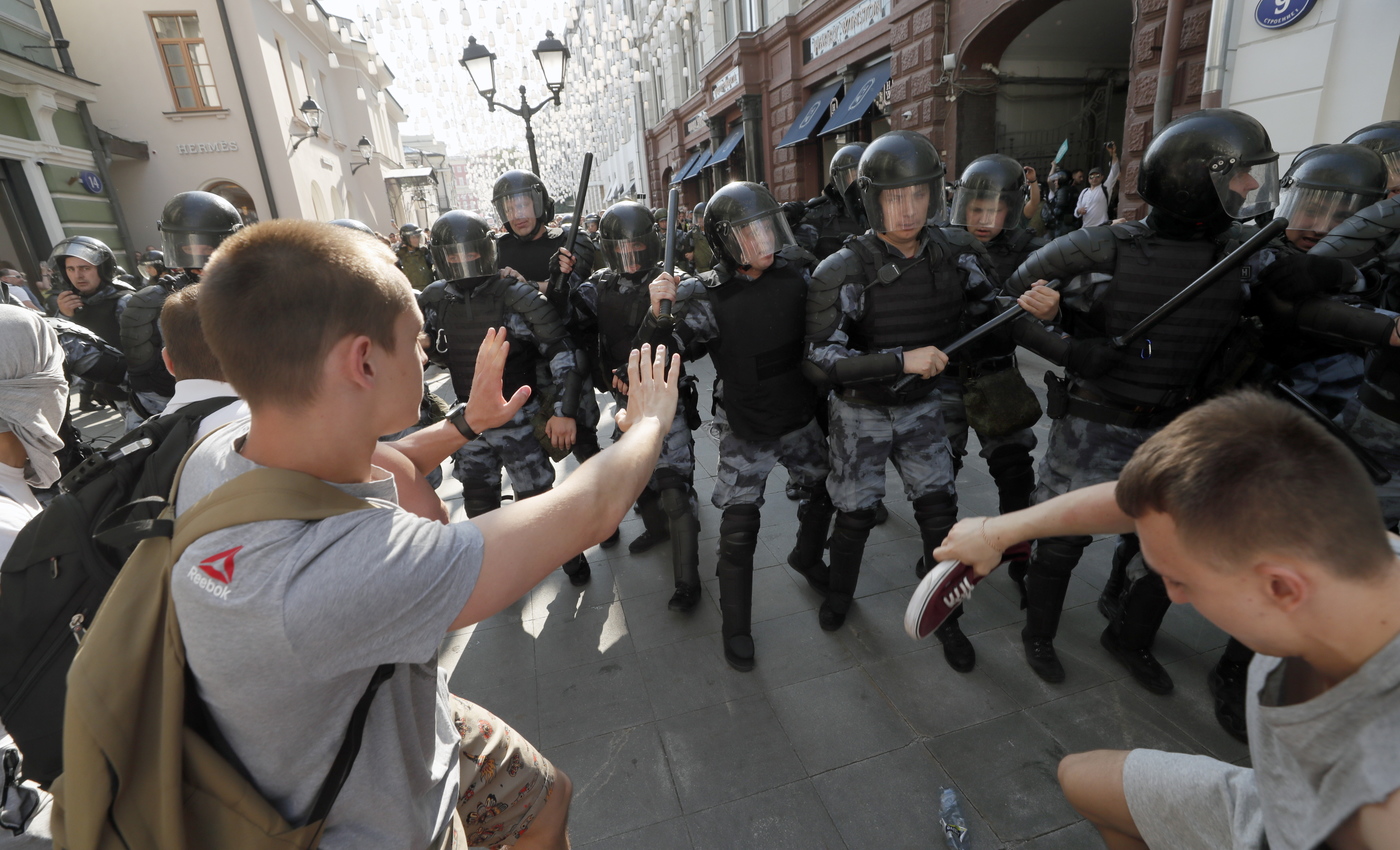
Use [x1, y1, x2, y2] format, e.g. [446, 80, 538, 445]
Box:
[30, 353, 1247, 849]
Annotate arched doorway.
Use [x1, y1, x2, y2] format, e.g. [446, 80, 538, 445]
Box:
[202, 179, 259, 225]
[310, 180, 329, 221]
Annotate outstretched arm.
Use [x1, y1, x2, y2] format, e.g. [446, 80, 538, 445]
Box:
[452, 344, 680, 628]
[933, 481, 1133, 574]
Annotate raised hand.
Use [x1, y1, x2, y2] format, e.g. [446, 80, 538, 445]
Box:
[463, 327, 532, 432]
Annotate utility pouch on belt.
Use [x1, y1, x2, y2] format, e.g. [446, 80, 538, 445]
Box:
[1044, 371, 1070, 420]
[963, 364, 1043, 438]
[681, 374, 703, 430]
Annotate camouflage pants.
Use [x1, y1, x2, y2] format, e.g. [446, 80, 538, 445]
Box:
[452, 400, 556, 494]
[1033, 414, 1160, 504]
[826, 392, 955, 513]
[710, 407, 829, 510]
[940, 381, 1038, 467]
[1337, 399, 1400, 528]
[611, 391, 696, 480]
[1279, 352, 1365, 416]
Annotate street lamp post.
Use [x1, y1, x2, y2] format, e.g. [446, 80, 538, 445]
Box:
[459, 31, 569, 177]
[351, 135, 374, 173]
[289, 97, 324, 152]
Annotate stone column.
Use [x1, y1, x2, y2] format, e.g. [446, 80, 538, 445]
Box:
[740, 93, 764, 184]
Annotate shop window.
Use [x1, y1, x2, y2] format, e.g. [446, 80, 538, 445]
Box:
[151, 14, 222, 111]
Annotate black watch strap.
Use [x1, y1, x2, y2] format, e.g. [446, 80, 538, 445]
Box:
[448, 404, 480, 441]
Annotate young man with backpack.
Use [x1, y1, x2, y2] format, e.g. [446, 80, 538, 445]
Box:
[53, 220, 680, 849]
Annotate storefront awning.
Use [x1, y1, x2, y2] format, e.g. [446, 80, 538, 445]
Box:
[705, 126, 746, 168]
[381, 166, 437, 186]
[676, 147, 712, 182]
[820, 59, 892, 135]
[777, 80, 845, 149]
[671, 149, 707, 184]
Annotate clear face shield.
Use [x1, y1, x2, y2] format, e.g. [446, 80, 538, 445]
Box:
[864, 179, 945, 234]
[435, 237, 497, 281]
[601, 234, 659, 275]
[1276, 186, 1381, 237]
[832, 164, 858, 194]
[718, 212, 796, 270]
[1210, 159, 1279, 220]
[496, 189, 545, 234]
[54, 241, 107, 271]
[138, 261, 162, 281]
[162, 231, 221, 269]
[1380, 150, 1400, 198]
[949, 188, 1024, 236]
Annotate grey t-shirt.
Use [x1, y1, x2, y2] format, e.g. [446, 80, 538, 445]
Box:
[1247, 538, 1400, 850]
[170, 422, 481, 849]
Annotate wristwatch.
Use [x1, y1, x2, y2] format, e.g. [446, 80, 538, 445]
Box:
[447, 403, 481, 441]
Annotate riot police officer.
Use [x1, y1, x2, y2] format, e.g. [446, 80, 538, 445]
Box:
[419, 210, 592, 585]
[136, 250, 168, 287]
[686, 201, 714, 273]
[643, 182, 833, 670]
[1002, 109, 1287, 693]
[801, 142, 868, 260]
[1343, 120, 1400, 197]
[564, 201, 704, 611]
[120, 191, 243, 418]
[494, 169, 603, 466]
[51, 236, 132, 347]
[396, 223, 436, 291]
[806, 131, 1000, 636]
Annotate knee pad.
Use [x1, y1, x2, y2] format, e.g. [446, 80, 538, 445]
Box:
[986, 445, 1034, 481]
[834, 507, 878, 535]
[460, 484, 502, 517]
[911, 491, 958, 529]
[719, 504, 762, 540]
[1033, 535, 1092, 579]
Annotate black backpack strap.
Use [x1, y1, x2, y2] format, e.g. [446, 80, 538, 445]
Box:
[92, 495, 175, 549]
[305, 664, 396, 826]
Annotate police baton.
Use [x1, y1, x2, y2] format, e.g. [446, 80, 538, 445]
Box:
[1270, 382, 1391, 484]
[658, 186, 680, 325]
[1111, 217, 1288, 349]
[891, 279, 1063, 393]
[551, 152, 593, 302]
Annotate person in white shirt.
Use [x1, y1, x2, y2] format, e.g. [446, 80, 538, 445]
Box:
[1076, 142, 1121, 227]
[155, 285, 248, 440]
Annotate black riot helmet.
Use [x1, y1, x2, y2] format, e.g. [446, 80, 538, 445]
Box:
[857, 131, 946, 234]
[829, 142, 867, 194]
[137, 249, 168, 282]
[1276, 144, 1390, 237]
[399, 223, 422, 238]
[330, 218, 375, 234]
[597, 201, 662, 276]
[157, 191, 243, 270]
[949, 154, 1028, 238]
[430, 210, 498, 281]
[705, 182, 798, 275]
[1342, 121, 1400, 196]
[50, 236, 117, 288]
[1137, 108, 1279, 223]
[492, 170, 554, 238]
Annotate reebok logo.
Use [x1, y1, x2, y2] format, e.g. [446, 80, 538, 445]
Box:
[190, 546, 241, 599]
[198, 546, 241, 583]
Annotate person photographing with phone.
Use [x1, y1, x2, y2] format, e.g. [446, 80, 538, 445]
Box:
[1076, 141, 1121, 227]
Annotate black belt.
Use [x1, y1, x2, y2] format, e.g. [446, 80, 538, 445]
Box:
[1065, 387, 1184, 429]
[1359, 382, 1400, 425]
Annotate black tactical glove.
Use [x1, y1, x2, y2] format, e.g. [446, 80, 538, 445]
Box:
[1257, 254, 1355, 301]
[1066, 337, 1123, 379]
[547, 249, 565, 278]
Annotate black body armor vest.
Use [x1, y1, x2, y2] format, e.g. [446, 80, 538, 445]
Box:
[1085, 232, 1240, 407]
[438, 278, 538, 401]
[497, 229, 568, 283]
[848, 234, 965, 354]
[72, 282, 132, 347]
[707, 262, 816, 440]
[985, 229, 1042, 286]
[803, 196, 864, 261]
[595, 268, 658, 374]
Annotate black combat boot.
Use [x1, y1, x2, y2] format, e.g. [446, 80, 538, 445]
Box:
[1098, 534, 1140, 621]
[1099, 571, 1174, 694]
[821, 508, 877, 631]
[787, 486, 834, 595]
[628, 487, 670, 554]
[1020, 535, 1089, 683]
[912, 491, 974, 672]
[934, 610, 975, 673]
[660, 483, 701, 612]
[988, 445, 1036, 607]
[716, 505, 761, 671]
[460, 484, 502, 519]
[1208, 638, 1253, 743]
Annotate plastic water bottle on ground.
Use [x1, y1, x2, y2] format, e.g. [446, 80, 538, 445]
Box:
[939, 786, 970, 849]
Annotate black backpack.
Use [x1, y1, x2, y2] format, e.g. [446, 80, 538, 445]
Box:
[0, 395, 236, 787]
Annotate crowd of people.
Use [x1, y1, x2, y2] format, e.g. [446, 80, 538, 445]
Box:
[1, 108, 1399, 849]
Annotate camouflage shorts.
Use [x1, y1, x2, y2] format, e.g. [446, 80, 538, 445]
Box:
[452, 401, 557, 495]
[1033, 414, 1159, 505]
[437, 695, 556, 850]
[1338, 398, 1400, 527]
[710, 409, 829, 510]
[940, 381, 1038, 464]
[826, 392, 955, 513]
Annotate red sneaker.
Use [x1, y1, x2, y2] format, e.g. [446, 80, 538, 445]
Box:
[903, 543, 1032, 640]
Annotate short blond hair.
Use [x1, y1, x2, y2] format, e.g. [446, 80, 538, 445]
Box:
[198, 219, 414, 407]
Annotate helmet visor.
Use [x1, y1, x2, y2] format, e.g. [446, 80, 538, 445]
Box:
[1276, 186, 1381, 236]
[719, 212, 796, 268]
[434, 236, 497, 280]
[1380, 150, 1400, 197]
[832, 163, 858, 193]
[138, 262, 162, 281]
[864, 178, 945, 233]
[600, 233, 660, 275]
[52, 240, 108, 268]
[162, 231, 222, 269]
[1211, 159, 1279, 220]
[949, 187, 1025, 233]
[496, 189, 545, 228]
